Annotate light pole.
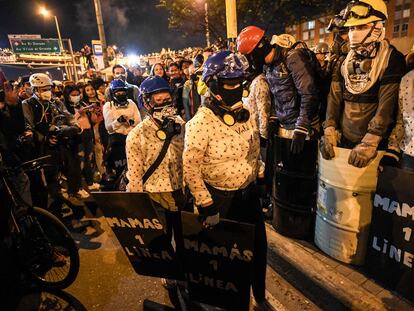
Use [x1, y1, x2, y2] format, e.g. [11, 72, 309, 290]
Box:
[39, 7, 73, 80]
[198, 0, 211, 47]
[93, 0, 109, 68]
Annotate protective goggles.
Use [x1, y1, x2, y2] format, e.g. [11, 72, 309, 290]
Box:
[343, 1, 387, 21]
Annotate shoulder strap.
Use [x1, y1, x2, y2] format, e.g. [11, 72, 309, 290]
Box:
[142, 136, 172, 184]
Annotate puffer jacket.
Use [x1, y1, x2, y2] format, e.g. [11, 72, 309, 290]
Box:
[265, 48, 319, 131]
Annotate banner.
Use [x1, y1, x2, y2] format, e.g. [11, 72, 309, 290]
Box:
[366, 167, 414, 301]
[180, 212, 255, 311]
[92, 192, 184, 280]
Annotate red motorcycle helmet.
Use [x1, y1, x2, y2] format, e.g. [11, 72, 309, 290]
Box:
[237, 26, 265, 55]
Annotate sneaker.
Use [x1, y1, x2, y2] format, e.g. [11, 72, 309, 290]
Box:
[76, 189, 90, 199]
[88, 183, 101, 191]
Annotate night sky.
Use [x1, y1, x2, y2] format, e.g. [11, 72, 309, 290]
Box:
[0, 0, 204, 54]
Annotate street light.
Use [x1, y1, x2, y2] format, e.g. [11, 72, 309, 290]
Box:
[39, 6, 78, 82]
[39, 7, 64, 54]
[198, 0, 210, 47]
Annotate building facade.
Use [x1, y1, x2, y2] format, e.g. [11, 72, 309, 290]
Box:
[285, 0, 414, 54]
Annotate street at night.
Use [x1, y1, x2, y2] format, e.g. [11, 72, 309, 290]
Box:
[1, 0, 414, 310]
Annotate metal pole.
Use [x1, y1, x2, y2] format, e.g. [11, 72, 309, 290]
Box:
[54, 15, 70, 80]
[68, 39, 78, 83]
[225, 0, 238, 51]
[93, 0, 109, 68]
[205, 2, 210, 47]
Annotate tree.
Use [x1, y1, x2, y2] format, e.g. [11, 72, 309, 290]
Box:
[157, 0, 349, 43]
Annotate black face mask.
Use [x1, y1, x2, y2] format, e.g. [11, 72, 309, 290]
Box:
[251, 38, 273, 68]
[54, 91, 63, 98]
[217, 84, 244, 106]
[114, 94, 128, 106]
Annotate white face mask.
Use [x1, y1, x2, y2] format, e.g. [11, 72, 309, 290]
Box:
[114, 73, 127, 81]
[70, 95, 81, 104]
[349, 23, 384, 48]
[40, 90, 52, 101]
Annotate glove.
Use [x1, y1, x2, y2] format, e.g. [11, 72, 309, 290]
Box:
[117, 115, 127, 123]
[379, 149, 401, 168]
[348, 133, 382, 168]
[320, 127, 337, 160]
[198, 203, 220, 229]
[290, 130, 307, 154]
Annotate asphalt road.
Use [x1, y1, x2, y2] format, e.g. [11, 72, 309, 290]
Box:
[4, 206, 321, 311]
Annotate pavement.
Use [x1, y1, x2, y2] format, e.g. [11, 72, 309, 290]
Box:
[265, 223, 414, 311]
[3, 203, 414, 311]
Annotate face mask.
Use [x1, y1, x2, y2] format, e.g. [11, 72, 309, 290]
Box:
[25, 87, 33, 96]
[349, 23, 384, 48]
[152, 103, 177, 121]
[217, 84, 244, 106]
[40, 90, 52, 101]
[114, 74, 127, 81]
[55, 91, 63, 98]
[70, 95, 81, 104]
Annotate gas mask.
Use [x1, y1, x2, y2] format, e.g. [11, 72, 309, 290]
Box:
[155, 116, 182, 140]
[152, 102, 177, 122]
[39, 90, 52, 102]
[113, 93, 129, 108]
[347, 54, 373, 75]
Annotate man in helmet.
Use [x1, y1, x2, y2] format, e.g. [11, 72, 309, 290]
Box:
[320, 0, 406, 168]
[183, 51, 272, 310]
[126, 76, 185, 283]
[103, 79, 141, 181]
[237, 26, 320, 154]
[22, 73, 80, 213]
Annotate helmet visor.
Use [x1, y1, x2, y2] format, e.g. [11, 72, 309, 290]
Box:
[343, 1, 386, 21]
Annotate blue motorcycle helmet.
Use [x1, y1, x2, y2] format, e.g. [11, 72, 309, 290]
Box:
[202, 50, 249, 84]
[110, 79, 129, 107]
[202, 51, 251, 125]
[139, 76, 177, 119]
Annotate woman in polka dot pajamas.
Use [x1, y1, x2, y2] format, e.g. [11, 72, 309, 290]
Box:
[183, 51, 271, 310]
[126, 76, 186, 266]
[382, 50, 414, 172]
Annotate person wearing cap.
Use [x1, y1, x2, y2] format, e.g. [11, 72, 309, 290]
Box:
[237, 27, 320, 154]
[183, 51, 272, 310]
[320, 0, 406, 168]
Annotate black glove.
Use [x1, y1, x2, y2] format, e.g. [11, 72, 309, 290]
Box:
[117, 115, 127, 123]
[290, 130, 307, 154]
[379, 149, 401, 168]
